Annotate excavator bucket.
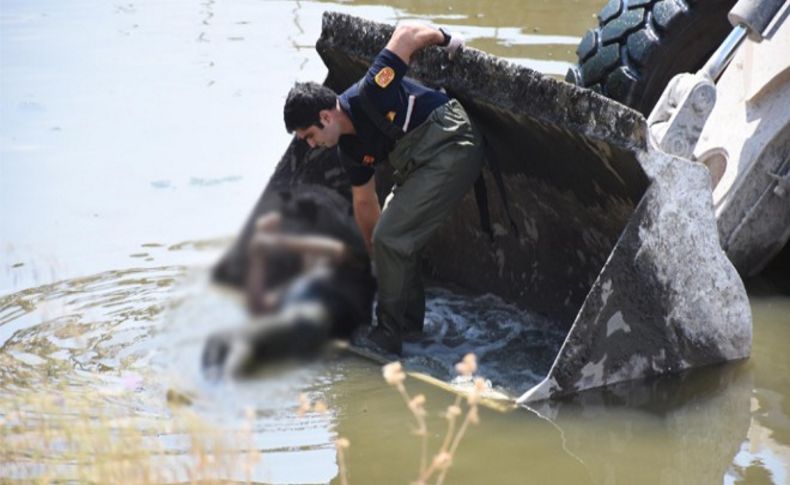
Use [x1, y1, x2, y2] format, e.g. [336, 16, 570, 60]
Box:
[214, 13, 752, 402]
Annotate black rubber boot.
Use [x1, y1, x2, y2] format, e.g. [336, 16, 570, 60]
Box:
[368, 325, 402, 355]
[353, 311, 402, 356]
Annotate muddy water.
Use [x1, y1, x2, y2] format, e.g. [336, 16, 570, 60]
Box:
[1, 0, 789, 483]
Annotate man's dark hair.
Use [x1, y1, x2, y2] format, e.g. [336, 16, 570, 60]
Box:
[283, 82, 337, 133]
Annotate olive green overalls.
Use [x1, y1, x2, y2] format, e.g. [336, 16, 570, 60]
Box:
[371, 99, 484, 353]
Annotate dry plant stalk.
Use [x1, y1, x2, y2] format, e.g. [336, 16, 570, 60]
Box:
[241, 405, 260, 484]
[336, 437, 351, 485]
[383, 353, 483, 485]
[383, 360, 429, 476]
[295, 394, 351, 485]
[0, 384, 263, 484]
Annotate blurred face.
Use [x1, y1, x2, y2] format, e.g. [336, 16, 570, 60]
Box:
[295, 109, 341, 148]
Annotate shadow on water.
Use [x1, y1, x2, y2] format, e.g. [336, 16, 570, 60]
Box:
[532, 363, 753, 484]
[325, 344, 770, 484]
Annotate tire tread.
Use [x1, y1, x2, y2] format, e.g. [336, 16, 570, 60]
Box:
[566, 0, 735, 114]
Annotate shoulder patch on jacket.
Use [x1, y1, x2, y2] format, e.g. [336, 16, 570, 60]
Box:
[374, 67, 395, 88]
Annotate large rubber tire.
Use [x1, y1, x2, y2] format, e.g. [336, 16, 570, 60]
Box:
[566, 0, 737, 116]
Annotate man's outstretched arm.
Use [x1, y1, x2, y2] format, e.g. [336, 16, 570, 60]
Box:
[385, 24, 462, 65]
[351, 176, 381, 255]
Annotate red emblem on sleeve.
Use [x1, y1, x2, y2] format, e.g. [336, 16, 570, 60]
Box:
[374, 67, 395, 88]
[362, 155, 375, 166]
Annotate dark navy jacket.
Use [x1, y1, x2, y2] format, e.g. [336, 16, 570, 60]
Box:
[338, 48, 449, 186]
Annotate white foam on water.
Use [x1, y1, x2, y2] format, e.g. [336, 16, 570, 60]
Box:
[401, 287, 567, 395]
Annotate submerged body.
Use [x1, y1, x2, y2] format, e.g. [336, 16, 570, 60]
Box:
[202, 186, 376, 376]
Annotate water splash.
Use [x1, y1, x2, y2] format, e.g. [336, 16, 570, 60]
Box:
[403, 287, 567, 394]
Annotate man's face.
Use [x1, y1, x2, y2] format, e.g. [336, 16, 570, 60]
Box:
[295, 110, 341, 149]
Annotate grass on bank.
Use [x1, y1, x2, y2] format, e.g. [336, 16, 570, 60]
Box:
[1, 354, 485, 484]
[1, 384, 260, 484]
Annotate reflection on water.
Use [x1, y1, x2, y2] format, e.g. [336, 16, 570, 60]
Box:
[1, 263, 787, 483]
[0, 267, 182, 388]
[2, 0, 789, 483]
[0, 266, 343, 483]
[728, 293, 790, 484]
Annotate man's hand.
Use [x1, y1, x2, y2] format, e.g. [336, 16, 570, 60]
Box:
[386, 23, 466, 65]
[351, 176, 381, 254]
[442, 30, 465, 60]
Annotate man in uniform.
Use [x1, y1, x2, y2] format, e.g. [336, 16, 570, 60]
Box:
[283, 23, 481, 355]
